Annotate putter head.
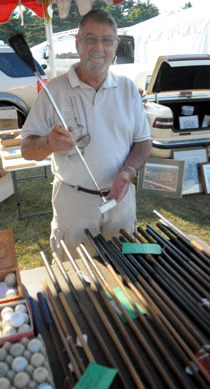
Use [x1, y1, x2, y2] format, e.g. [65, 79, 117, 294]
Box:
[99, 199, 117, 214]
[8, 33, 37, 73]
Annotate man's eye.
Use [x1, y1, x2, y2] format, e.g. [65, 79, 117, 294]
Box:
[86, 37, 97, 45]
[102, 39, 113, 46]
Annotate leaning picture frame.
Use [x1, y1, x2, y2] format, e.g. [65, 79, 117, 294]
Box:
[172, 148, 208, 195]
[200, 162, 210, 194]
[137, 158, 185, 198]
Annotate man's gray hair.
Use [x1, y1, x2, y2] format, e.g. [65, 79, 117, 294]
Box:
[78, 9, 118, 37]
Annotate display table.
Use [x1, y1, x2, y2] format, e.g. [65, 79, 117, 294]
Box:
[20, 256, 206, 389]
[1, 157, 52, 220]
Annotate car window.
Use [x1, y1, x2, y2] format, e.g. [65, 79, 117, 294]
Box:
[145, 76, 151, 90]
[0, 52, 45, 78]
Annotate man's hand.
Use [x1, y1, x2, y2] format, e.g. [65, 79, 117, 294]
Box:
[106, 170, 133, 203]
[47, 125, 77, 152]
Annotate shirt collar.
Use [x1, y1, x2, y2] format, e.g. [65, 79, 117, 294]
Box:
[67, 63, 117, 90]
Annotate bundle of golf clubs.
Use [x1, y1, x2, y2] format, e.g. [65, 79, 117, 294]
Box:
[35, 210, 210, 389]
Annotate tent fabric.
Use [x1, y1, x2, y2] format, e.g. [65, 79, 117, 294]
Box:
[132, 5, 210, 69]
[0, 0, 124, 22]
[0, 0, 47, 23]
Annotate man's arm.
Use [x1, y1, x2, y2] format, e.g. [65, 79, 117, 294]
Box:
[21, 125, 77, 161]
[106, 139, 152, 202]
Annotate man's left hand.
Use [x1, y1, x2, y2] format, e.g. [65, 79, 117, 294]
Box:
[105, 170, 133, 203]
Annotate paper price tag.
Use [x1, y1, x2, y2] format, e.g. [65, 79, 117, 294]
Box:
[72, 362, 117, 389]
[122, 243, 162, 255]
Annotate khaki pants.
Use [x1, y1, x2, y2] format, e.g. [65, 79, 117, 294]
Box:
[50, 177, 137, 261]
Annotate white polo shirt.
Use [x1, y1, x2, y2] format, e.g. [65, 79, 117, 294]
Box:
[22, 63, 151, 189]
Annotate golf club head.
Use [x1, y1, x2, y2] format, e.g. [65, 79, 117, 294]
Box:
[99, 199, 117, 214]
[8, 33, 37, 73]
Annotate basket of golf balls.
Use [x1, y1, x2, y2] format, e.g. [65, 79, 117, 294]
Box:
[0, 336, 55, 388]
[0, 301, 34, 345]
[0, 272, 24, 304]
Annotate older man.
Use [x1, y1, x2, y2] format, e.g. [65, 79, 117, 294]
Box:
[21, 9, 151, 260]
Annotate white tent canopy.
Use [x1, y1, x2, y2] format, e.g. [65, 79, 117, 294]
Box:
[127, 5, 210, 69]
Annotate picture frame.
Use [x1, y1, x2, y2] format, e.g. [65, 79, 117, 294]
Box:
[200, 162, 210, 194]
[179, 115, 199, 130]
[137, 158, 185, 198]
[172, 148, 208, 195]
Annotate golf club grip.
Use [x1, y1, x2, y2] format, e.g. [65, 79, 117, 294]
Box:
[40, 251, 61, 293]
[28, 296, 42, 335]
[37, 292, 52, 326]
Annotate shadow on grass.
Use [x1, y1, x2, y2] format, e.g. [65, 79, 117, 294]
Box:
[0, 166, 209, 270]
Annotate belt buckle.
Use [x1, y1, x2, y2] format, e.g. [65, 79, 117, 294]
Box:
[99, 188, 110, 197]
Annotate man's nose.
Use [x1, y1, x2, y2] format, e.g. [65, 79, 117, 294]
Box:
[94, 39, 104, 49]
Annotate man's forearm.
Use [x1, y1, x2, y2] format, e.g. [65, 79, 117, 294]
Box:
[121, 139, 152, 178]
[21, 135, 52, 161]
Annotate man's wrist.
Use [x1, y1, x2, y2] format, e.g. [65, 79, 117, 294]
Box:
[121, 165, 137, 179]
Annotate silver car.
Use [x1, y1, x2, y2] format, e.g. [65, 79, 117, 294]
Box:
[0, 42, 47, 127]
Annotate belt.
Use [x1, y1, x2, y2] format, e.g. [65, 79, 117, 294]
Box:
[69, 184, 110, 197]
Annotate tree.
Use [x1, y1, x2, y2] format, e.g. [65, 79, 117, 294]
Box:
[182, 2, 193, 9]
[0, 0, 159, 47]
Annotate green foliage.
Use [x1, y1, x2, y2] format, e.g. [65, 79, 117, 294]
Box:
[182, 2, 193, 9]
[0, 0, 159, 47]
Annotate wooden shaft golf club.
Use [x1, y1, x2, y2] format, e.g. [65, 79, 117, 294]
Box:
[120, 229, 210, 343]
[52, 251, 130, 389]
[60, 240, 146, 389]
[95, 235, 210, 389]
[79, 243, 181, 389]
[43, 281, 85, 374]
[40, 251, 96, 363]
[37, 291, 73, 387]
[131, 229, 210, 318]
[96, 234, 210, 387]
[107, 238, 210, 386]
[117, 234, 210, 343]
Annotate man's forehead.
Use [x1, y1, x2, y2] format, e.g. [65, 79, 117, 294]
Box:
[81, 21, 115, 36]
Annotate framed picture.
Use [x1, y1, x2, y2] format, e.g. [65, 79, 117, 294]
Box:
[137, 158, 185, 198]
[179, 115, 199, 129]
[172, 148, 208, 195]
[200, 162, 210, 194]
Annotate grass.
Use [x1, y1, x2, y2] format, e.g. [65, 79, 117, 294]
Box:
[0, 164, 210, 271]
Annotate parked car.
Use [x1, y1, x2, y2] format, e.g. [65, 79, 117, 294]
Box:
[111, 55, 210, 158]
[0, 42, 47, 127]
[143, 55, 210, 158]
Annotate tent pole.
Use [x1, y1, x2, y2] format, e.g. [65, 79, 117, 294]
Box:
[44, 17, 57, 80]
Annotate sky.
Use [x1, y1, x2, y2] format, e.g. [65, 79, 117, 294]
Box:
[151, 0, 209, 13]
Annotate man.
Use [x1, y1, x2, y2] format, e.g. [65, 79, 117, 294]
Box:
[21, 9, 152, 260]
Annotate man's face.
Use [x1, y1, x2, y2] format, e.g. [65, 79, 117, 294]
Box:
[76, 21, 119, 75]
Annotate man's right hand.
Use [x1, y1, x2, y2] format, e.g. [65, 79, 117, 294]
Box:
[47, 125, 77, 152]
[21, 125, 77, 161]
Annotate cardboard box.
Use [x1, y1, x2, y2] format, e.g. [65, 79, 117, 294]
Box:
[1, 134, 21, 147]
[0, 169, 14, 202]
[0, 299, 34, 345]
[0, 129, 20, 140]
[0, 107, 18, 131]
[0, 229, 24, 303]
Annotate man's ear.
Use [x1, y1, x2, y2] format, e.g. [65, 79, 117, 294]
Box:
[75, 35, 80, 53]
[116, 37, 120, 51]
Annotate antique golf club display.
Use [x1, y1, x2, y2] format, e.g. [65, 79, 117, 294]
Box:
[8, 33, 117, 214]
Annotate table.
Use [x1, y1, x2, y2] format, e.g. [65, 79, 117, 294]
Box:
[1, 156, 52, 220]
[20, 257, 207, 389]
